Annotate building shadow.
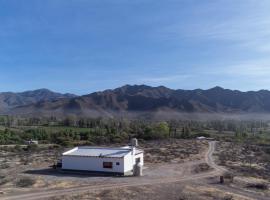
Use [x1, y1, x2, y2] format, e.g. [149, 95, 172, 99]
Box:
[24, 168, 128, 178]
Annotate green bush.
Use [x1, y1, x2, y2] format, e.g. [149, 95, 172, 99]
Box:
[143, 122, 170, 140]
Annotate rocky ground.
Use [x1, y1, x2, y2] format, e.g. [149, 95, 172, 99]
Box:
[214, 141, 270, 198]
[1, 139, 269, 200]
[0, 139, 207, 195]
[49, 181, 252, 200]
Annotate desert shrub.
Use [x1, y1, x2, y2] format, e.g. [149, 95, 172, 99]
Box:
[178, 194, 189, 200]
[178, 192, 196, 200]
[223, 172, 235, 183]
[264, 147, 270, 154]
[20, 156, 31, 165]
[53, 137, 73, 147]
[0, 162, 9, 169]
[193, 163, 211, 173]
[49, 144, 61, 149]
[0, 176, 8, 186]
[25, 144, 39, 152]
[223, 195, 234, 200]
[14, 144, 23, 152]
[247, 183, 269, 190]
[60, 140, 73, 147]
[16, 177, 36, 187]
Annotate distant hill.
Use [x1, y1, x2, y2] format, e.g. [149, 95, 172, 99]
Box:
[2, 85, 270, 118]
[0, 89, 76, 113]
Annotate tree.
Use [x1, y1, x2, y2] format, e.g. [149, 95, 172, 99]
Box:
[181, 126, 191, 139]
[153, 122, 170, 139]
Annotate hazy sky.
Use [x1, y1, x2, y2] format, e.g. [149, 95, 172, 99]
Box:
[1, 0, 270, 94]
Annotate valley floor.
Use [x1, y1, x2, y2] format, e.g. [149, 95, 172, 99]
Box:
[0, 140, 269, 200]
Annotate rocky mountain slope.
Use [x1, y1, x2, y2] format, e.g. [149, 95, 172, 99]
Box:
[0, 89, 76, 113]
[3, 85, 270, 118]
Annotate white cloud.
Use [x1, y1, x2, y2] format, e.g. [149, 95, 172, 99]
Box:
[157, 0, 270, 52]
[196, 60, 270, 91]
[210, 61, 270, 77]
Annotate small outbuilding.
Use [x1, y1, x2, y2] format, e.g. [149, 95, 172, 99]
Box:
[62, 144, 143, 176]
[196, 136, 206, 140]
[25, 139, 38, 145]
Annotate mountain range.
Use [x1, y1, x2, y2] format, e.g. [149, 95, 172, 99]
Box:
[1, 85, 270, 118]
[0, 89, 76, 113]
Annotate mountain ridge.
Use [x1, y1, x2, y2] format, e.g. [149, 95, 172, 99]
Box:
[2, 85, 270, 118]
[0, 89, 76, 113]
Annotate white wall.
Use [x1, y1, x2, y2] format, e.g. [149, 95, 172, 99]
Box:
[123, 151, 144, 173]
[62, 156, 124, 173]
[135, 153, 144, 166]
[123, 152, 134, 173]
[62, 149, 144, 175]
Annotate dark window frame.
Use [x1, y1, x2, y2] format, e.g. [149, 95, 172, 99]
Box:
[103, 162, 113, 169]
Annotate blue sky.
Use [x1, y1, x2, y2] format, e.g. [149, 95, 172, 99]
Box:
[0, 0, 270, 94]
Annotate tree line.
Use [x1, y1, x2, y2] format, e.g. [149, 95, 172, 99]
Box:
[0, 116, 269, 146]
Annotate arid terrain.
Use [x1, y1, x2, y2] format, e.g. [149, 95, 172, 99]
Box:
[1, 139, 269, 200]
[2, 0, 270, 199]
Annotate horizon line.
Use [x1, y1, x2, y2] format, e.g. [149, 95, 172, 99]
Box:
[1, 84, 270, 96]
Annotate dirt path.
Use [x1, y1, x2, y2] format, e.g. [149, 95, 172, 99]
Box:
[1, 141, 268, 200]
[213, 184, 270, 200]
[205, 141, 226, 173]
[206, 142, 269, 200]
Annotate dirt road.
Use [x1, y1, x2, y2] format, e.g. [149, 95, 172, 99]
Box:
[206, 142, 270, 200]
[205, 141, 226, 172]
[2, 142, 268, 200]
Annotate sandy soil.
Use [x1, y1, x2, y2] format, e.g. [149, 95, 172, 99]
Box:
[1, 140, 269, 200]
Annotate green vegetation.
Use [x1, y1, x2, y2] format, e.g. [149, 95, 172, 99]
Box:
[0, 128, 22, 144]
[0, 116, 270, 147]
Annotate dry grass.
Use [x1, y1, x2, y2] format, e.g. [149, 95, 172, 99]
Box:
[0, 139, 208, 197]
[50, 182, 253, 200]
[215, 141, 270, 180]
[141, 139, 208, 164]
[215, 141, 270, 197]
[1, 139, 267, 199]
[0, 147, 61, 190]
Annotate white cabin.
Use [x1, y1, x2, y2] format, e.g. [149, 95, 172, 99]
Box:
[25, 139, 38, 145]
[62, 146, 143, 176]
[196, 136, 206, 140]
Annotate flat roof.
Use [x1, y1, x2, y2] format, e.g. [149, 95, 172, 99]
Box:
[63, 146, 143, 158]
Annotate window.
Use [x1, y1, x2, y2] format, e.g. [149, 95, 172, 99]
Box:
[116, 162, 120, 165]
[103, 162, 113, 169]
[136, 157, 141, 164]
